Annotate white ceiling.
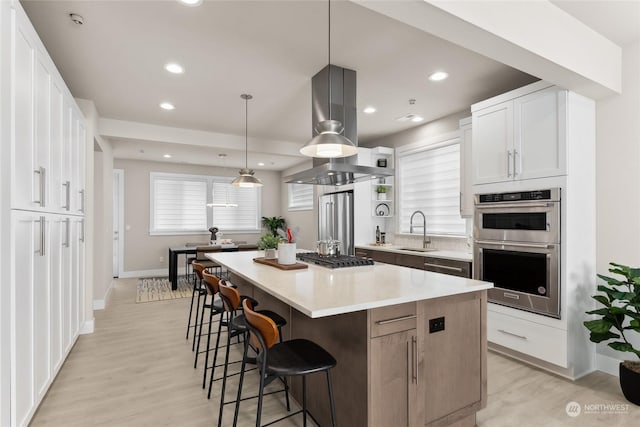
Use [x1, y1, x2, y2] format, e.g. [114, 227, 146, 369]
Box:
[21, 0, 638, 171]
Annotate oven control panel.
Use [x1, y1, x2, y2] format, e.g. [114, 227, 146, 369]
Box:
[478, 188, 559, 204]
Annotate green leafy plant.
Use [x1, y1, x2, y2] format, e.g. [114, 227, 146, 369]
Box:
[257, 234, 282, 250]
[584, 262, 640, 362]
[376, 186, 388, 194]
[261, 216, 286, 237]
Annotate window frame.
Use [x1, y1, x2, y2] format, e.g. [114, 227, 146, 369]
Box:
[287, 183, 314, 211]
[149, 172, 262, 236]
[396, 130, 466, 237]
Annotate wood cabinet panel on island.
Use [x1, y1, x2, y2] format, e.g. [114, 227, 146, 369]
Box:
[209, 251, 490, 427]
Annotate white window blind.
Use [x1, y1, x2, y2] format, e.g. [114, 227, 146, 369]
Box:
[150, 172, 261, 235]
[397, 140, 465, 235]
[211, 180, 261, 232]
[288, 183, 313, 211]
[151, 175, 208, 233]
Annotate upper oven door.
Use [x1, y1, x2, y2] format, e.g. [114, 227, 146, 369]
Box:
[474, 200, 560, 244]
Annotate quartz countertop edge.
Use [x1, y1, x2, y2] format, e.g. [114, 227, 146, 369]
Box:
[355, 244, 473, 262]
[207, 251, 492, 318]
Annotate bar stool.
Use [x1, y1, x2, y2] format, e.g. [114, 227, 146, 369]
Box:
[185, 255, 196, 281]
[186, 261, 208, 348]
[212, 282, 288, 427]
[237, 299, 337, 427]
[195, 271, 226, 377]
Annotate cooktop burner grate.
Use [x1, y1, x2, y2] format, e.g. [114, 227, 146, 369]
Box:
[296, 252, 374, 269]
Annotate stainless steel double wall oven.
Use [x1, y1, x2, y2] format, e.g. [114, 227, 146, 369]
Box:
[473, 189, 561, 318]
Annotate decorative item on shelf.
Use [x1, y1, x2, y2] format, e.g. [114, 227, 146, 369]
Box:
[261, 216, 286, 237]
[584, 262, 640, 406]
[376, 185, 388, 200]
[257, 234, 282, 259]
[277, 227, 298, 265]
[299, 0, 357, 159]
[231, 94, 263, 188]
[375, 203, 390, 217]
[378, 177, 386, 184]
[377, 158, 387, 168]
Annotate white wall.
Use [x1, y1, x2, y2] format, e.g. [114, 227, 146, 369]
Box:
[92, 138, 114, 309]
[114, 158, 282, 273]
[280, 160, 316, 250]
[595, 40, 640, 365]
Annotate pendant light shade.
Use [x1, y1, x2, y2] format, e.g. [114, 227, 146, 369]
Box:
[300, 0, 356, 159]
[232, 94, 263, 188]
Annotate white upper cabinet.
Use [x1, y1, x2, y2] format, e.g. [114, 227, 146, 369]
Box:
[458, 117, 473, 218]
[472, 82, 566, 185]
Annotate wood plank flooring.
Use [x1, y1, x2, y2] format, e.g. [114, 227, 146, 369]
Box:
[31, 278, 639, 426]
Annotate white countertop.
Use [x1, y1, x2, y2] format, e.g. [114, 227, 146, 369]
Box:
[207, 251, 491, 318]
[355, 244, 473, 262]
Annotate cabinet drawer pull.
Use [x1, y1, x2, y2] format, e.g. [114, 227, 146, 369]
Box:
[375, 314, 416, 325]
[497, 329, 527, 340]
[424, 262, 463, 273]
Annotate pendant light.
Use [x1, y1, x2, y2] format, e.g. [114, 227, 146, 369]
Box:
[300, 0, 357, 159]
[231, 94, 263, 188]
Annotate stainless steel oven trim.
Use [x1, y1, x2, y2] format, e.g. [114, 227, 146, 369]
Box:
[474, 241, 560, 319]
[474, 201, 560, 244]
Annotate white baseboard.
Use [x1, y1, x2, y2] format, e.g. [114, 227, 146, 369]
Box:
[118, 268, 171, 278]
[93, 279, 115, 310]
[596, 353, 622, 377]
[80, 318, 95, 335]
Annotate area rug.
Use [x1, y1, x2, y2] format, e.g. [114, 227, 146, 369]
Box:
[136, 277, 192, 303]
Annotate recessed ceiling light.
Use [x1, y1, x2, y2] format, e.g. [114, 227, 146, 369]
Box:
[411, 116, 424, 123]
[429, 71, 449, 81]
[164, 63, 184, 74]
[363, 106, 376, 114]
[160, 102, 175, 110]
[257, 162, 265, 166]
[178, 0, 203, 6]
[163, 154, 172, 158]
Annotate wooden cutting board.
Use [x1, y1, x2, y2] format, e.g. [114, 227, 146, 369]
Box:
[253, 257, 308, 270]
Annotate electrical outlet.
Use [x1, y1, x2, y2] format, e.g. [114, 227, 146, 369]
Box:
[159, 256, 164, 263]
[429, 317, 445, 333]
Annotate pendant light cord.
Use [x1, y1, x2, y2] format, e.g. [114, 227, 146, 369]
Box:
[327, 0, 332, 121]
[245, 96, 248, 169]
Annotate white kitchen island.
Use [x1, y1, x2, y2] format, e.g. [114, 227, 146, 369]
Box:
[207, 251, 493, 427]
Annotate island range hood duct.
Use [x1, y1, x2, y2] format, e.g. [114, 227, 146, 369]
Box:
[285, 64, 394, 186]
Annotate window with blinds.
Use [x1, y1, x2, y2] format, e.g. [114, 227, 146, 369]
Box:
[288, 183, 313, 211]
[397, 137, 466, 235]
[149, 172, 261, 235]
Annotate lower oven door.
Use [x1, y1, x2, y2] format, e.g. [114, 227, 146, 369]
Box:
[474, 240, 560, 318]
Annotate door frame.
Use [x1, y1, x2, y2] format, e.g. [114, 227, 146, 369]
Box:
[113, 169, 124, 278]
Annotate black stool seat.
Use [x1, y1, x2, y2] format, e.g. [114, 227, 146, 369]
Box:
[230, 310, 287, 332]
[265, 339, 336, 377]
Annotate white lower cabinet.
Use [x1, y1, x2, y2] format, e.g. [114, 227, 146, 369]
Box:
[11, 211, 82, 427]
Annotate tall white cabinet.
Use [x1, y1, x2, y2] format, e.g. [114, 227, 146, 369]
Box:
[1, 1, 88, 426]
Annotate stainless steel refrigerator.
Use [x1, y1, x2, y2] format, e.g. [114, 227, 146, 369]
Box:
[318, 190, 354, 256]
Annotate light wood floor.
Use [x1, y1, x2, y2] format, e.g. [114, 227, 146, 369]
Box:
[31, 278, 639, 426]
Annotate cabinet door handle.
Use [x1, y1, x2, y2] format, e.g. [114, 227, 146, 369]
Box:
[64, 218, 70, 248]
[78, 189, 85, 213]
[36, 216, 46, 256]
[497, 329, 527, 340]
[375, 314, 416, 325]
[80, 219, 85, 242]
[424, 262, 463, 273]
[513, 149, 519, 177]
[33, 167, 46, 206]
[62, 181, 71, 210]
[412, 335, 418, 384]
[506, 150, 513, 177]
[459, 192, 462, 215]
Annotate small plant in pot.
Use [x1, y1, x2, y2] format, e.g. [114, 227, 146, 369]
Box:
[584, 262, 640, 405]
[257, 234, 282, 259]
[376, 185, 388, 200]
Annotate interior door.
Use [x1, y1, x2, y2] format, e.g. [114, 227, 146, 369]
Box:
[112, 170, 121, 277]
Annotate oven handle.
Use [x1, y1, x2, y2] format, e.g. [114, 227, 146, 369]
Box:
[475, 240, 553, 250]
[475, 202, 554, 209]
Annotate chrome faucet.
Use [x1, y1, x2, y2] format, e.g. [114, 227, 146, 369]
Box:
[410, 210, 431, 248]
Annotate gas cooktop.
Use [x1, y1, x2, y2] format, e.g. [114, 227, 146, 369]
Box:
[296, 252, 374, 269]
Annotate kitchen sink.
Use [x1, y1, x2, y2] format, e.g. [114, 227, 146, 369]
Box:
[398, 247, 438, 253]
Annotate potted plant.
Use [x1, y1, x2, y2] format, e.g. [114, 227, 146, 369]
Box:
[257, 234, 282, 259]
[376, 185, 388, 200]
[584, 262, 640, 405]
[261, 216, 286, 237]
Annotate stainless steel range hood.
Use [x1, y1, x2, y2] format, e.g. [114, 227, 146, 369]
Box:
[284, 64, 394, 185]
